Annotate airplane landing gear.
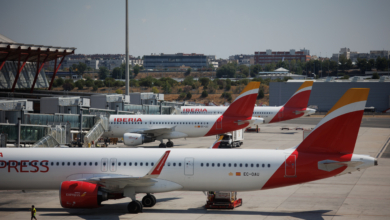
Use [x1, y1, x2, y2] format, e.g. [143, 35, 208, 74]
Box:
[142, 194, 157, 207]
[127, 200, 143, 213]
[166, 140, 174, 148]
[159, 143, 166, 148]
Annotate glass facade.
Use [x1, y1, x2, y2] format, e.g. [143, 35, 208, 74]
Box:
[144, 54, 207, 69]
[0, 61, 49, 89]
[24, 113, 96, 129]
[0, 124, 49, 142]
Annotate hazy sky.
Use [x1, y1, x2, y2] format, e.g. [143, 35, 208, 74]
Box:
[1, 0, 389, 59]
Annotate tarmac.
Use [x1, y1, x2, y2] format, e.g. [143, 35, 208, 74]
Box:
[1, 119, 389, 220]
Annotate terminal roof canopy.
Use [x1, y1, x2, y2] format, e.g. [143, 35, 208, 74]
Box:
[0, 42, 76, 63]
[274, 67, 289, 72]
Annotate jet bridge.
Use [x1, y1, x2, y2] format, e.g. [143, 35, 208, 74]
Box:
[83, 115, 109, 147]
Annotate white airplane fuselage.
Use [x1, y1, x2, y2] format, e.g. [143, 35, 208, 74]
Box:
[0, 148, 375, 192]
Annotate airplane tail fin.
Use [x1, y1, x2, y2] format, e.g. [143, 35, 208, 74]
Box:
[283, 81, 313, 109]
[222, 82, 260, 118]
[295, 88, 369, 154]
[209, 135, 224, 149]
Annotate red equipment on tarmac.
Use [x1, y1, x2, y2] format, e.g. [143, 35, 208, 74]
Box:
[205, 191, 242, 209]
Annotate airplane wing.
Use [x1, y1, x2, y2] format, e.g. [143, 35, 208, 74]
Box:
[128, 127, 176, 135]
[71, 151, 173, 191]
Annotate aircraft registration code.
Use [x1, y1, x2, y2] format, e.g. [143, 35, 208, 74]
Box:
[243, 172, 259, 176]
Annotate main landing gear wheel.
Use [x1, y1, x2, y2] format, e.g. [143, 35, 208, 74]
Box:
[127, 200, 143, 213]
[159, 143, 166, 148]
[166, 141, 174, 148]
[142, 194, 157, 207]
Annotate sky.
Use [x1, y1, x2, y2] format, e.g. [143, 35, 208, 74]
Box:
[0, 0, 389, 59]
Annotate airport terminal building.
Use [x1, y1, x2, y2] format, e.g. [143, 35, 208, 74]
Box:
[269, 78, 390, 112]
[143, 53, 207, 70]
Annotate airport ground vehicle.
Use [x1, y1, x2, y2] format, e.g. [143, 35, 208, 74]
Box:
[0, 89, 377, 214]
[216, 129, 243, 148]
[205, 191, 242, 209]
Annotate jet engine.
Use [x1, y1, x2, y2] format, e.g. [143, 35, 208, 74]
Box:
[60, 181, 122, 208]
[250, 117, 264, 125]
[123, 133, 155, 146]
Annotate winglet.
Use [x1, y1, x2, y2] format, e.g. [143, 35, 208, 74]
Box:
[209, 136, 224, 149]
[222, 82, 260, 118]
[144, 150, 170, 178]
[283, 81, 313, 109]
[295, 88, 369, 154]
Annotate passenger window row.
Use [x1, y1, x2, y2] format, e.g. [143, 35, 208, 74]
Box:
[254, 112, 271, 114]
[0, 161, 99, 166]
[102, 162, 155, 167]
[200, 162, 271, 168]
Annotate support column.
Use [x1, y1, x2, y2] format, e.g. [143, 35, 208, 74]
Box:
[30, 53, 49, 93]
[48, 55, 65, 90]
[0, 52, 10, 72]
[17, 117, 21, 148]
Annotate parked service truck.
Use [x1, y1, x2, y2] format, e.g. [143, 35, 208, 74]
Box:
[217, 129, 244, 148]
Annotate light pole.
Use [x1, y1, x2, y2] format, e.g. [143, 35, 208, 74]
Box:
[125, 0, 129, 95]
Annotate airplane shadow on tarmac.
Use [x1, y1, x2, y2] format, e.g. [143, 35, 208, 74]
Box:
[1, 201, 335, 220]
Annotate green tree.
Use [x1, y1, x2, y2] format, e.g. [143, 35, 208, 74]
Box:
[367, 59, 375, 71]
[54, 78, 64, 87]
[162, 82, 171, 93]
[151, 86, 159, 93]
[76, 62, 87, 76]
[183, 76, 195, 86]
[75, 80, 85, 90]
[201, 90, 208, 98]
[185, 68, 192, 76]
[357, 58, 367, 74]
[115, 89, 123, 94]
[139, 76, 154, 87]
[216, 64, 236, 78]
[250, 64, 263, 77]
[179, 93, 186, 99]
[98, 66, 109, 80]
[238, 65, 249, 77]
[257, 89, 264, 99]
[94, 80, 104, 88]
[92, 85, 98, 91]
[376, 57, 387, 71]
[130, 79, 139, 87]
[186, 92, 192, 99]
[199, 77, 210, 87]
[62, 79, 74, 91]
[112, 67, 123, 79]
[104, 77, 116, 87]
[338, 55, 347, 72]
[372, 73, 380, 79]
[133, 65, 140, 77]
[85, 78, 94, 87]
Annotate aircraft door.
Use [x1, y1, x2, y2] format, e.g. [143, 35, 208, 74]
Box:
[184, 157, 194, 176]
[285, 154, 296, 177]
[101, 158, 108, 172]
[216, 116, 222, 130]
[109, 158, 117, 172]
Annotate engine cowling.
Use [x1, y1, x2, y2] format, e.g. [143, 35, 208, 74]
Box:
[60, 181, 123, 209]
[250, 117, 264, 125]
[123, 133, 155, 146]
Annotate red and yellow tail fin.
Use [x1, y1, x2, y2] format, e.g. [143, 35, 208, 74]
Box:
[209, 136, 224, 149]
[223, 82, 260, 118]
[296, 88, 369, 154]
[283, 81, 313, 109]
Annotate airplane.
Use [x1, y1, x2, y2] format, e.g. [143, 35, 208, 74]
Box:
[180, 81, 316, 124]
[104, 82, 263, 148]
[0, 88, 377, 214]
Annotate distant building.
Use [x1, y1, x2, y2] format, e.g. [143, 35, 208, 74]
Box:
[143, 53, 207, 70]
[332, 48, 389, 62]
[257, 67, 305, 80]
[229, 54, 254, 67]
[254, 49, 311, 65]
